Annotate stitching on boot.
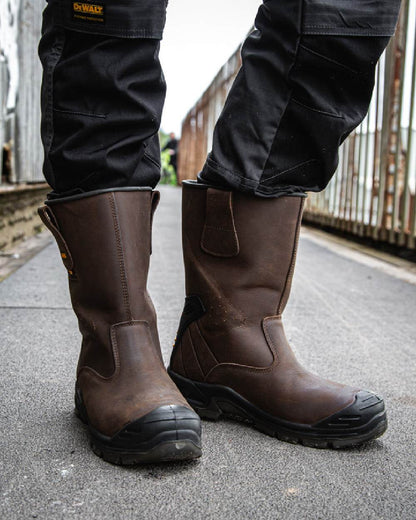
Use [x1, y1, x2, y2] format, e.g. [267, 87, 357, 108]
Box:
[185, 328, 205, 381]
[77, 321, 150, 382]
[183, 234, 246, 323]
[201, 189, 240, 257]
[204, 320, 278, 380]
[262, 317, 282, 367]
[77, 325, 121, 381]
[186, 322, 218, 381]
[108, 193, 132, 322]
[179, 338, 188, 379]
[195, 321, 220, 365]
[277, 198, 305, 315]
[38, 206, 74, 273]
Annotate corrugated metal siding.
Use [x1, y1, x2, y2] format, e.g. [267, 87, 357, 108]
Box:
[177, 47, 241, 184]
[0, 54, 8, 182]
[0, 0, 43, 184]
[15, 0, 44, 183]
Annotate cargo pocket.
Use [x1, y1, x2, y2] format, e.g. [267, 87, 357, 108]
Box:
[302, 0, 401, 37]
[259, 33, 391, 194]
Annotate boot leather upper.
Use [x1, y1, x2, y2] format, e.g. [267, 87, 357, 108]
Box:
[40, 190, 188, 437]
[170, 184, 359, 426]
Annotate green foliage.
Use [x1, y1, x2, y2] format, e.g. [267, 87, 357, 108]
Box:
[160, 149, 177, 185]
[159, 130, 178, 185]
[159, 130, 170, 149]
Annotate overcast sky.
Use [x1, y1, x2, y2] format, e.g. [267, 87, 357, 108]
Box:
[159, 0, 260, 135]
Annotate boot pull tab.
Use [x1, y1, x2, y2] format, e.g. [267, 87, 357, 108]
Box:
[149, 190, 160, 255]
[151, 190, 160, 217]
[201, 188, 240, 257]
[38, 206, 75, 274]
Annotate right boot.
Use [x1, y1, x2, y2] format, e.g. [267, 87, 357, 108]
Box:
[169, 181, 387, 449]
[38, 188, 201, 465]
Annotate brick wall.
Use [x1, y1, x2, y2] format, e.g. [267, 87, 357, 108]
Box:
[0, 184, 49, 251]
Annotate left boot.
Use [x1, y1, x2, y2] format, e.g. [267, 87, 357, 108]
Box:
[39, 188, 202, 464]
[168, 181, 387, 449]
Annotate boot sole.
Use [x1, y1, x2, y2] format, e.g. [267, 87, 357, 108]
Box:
[168, 370, 387, 449]
[75, 387, 202, 465]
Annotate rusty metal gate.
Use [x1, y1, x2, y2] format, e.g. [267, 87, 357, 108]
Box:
[0, 0, 44, 184]
[178, 0, 416, 251]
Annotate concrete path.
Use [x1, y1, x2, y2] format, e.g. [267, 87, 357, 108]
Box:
[1, 186, 415, 519]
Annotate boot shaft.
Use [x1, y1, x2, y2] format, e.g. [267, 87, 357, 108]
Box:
[39, 188, 158, 322]
[181, 182, 305, 328]
[170, 183, 386, 443]
[39, 188, 161, 378]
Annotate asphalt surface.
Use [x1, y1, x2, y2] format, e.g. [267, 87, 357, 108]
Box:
[1, 186, 415, 519]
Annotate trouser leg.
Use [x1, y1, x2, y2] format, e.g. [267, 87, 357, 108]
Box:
[199, 0, 402, 197]
[39, 0, 168, 198]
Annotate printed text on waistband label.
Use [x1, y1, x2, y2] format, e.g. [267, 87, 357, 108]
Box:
[72, 2, 105, 24]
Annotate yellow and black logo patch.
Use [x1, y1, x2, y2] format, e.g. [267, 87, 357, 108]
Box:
[72, 1, 105, 24]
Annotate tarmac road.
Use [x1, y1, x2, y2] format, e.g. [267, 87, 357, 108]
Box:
[0, 186, 415, 519]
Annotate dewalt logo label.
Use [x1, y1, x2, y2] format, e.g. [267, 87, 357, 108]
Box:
[72, 2, 105, 23]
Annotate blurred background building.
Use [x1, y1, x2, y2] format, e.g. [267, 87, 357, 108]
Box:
[0, 0, 46, 253]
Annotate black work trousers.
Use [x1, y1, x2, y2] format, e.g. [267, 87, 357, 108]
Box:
[39, 0, 402, 198]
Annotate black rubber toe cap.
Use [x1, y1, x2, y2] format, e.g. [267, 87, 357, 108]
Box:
[86, 405, 202, 464]
[313, 390, 387, 436]
[92, 405, 202, 451]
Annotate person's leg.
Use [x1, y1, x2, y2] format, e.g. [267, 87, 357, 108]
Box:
[39, 0, 167, 198]
[170, 0, 402, 447]
[38, 0, 201, 464]
[199, 0, 402, 197]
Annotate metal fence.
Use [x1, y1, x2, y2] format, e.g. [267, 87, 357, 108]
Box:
[178, 48, 242, 186]
[178, 0, 416, 251]
[0, 0, 44, 184]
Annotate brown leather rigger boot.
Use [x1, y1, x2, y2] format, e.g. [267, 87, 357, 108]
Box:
[168, 181, 387, 449]
[39, 188, 201, 464]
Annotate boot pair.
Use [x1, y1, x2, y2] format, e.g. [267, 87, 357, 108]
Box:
[39, 182, 387, 465]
